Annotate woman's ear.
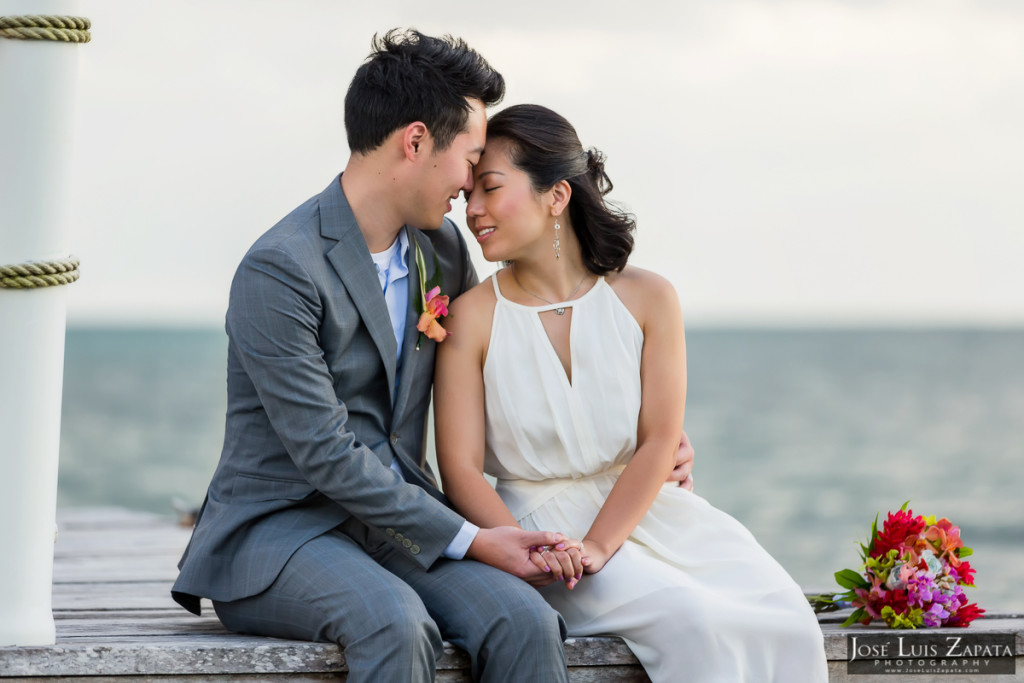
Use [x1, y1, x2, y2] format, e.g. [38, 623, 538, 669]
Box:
[549, 179, 572, 217]
[402, 122, 429, 161]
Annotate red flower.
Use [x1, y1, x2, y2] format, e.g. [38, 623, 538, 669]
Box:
[947, 602, 985, 627]
[856, 586, 911, 623]
[957, 561, 976, 586]
[884, 588, 910, 616]
[871, 508, 926, 559]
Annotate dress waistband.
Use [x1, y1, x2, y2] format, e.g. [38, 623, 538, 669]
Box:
[494, 465, 626, 522]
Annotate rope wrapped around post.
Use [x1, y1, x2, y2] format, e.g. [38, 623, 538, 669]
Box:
[0, 15, 91, 43]
[0, 257, 80, 289]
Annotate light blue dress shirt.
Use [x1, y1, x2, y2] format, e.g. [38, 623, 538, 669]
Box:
[370, 229, 478, 560]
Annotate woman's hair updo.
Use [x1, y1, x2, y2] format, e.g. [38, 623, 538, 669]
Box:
[485, 104, 635, 274]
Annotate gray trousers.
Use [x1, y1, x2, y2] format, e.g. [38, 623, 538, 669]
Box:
[213, 518, 569, 683]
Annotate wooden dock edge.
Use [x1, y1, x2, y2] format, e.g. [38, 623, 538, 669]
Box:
[1, 508, 1020, 681]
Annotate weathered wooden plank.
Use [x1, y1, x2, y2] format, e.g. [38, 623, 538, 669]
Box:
[567, 667, 651, 683]
[50, 614, 229, 638]
[0, 672, 644, 683]
[53, 528, 190, 557]
[45, 614, 641, 673]
[55, 508, 177, 530]
[0, 635, 642, 677]
[52, 582, 183, 611]
[53, 556, 184, 583]
[5, 508, 1020, 682]
[0, 678, 342, 683]
[562, 637, 645, 667]
[0, 639, 348, 677]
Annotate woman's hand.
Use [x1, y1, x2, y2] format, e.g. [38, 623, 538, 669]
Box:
[667, 429, 695, 491]
[580, 537, 615, 575]
[528, 535, 585, 589]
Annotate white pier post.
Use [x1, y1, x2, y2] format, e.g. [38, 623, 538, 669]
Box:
[0, 1, 87, 646]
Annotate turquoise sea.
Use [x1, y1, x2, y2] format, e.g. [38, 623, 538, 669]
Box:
[58, 327, 1024, 613]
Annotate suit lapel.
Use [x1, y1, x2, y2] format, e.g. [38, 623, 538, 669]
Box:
[391, 229, 430, 422]
[320, 177, 399, 402]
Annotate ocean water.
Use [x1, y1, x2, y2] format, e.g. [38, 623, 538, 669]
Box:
[57, 327, 1024, 613]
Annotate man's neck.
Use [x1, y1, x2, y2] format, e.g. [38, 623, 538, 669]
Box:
[340, 158, 407, 253]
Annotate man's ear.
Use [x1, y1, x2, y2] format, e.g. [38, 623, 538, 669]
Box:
[550, 180, 572, 217]
[402, 122, 429, 161]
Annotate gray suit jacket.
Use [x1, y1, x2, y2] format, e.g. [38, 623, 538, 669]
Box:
[172, 175, 479, 615]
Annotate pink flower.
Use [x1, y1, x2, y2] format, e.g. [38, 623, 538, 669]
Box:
[424, 286, 449, 318]
[416, 286, 450, 343]
[924, 518, 964, 567]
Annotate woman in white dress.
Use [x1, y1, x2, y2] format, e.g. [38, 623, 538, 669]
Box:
[434, 104, 827, 682]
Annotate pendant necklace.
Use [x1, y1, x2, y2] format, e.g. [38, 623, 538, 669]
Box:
[509, 262, 589, 316]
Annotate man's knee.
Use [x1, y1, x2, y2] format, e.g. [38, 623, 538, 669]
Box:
[345, 594, 442, 655]
[381, 602, 442, 648]
[492, 595, 566, 646]
[476, 598, 568, 681]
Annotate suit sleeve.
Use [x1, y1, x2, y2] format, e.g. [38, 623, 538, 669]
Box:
[226, 244, 465, 569]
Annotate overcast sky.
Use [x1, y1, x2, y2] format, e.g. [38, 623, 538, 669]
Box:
[56, 0, 1024, 327]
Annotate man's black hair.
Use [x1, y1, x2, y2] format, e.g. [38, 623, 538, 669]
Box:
[345, 29, 505, 154]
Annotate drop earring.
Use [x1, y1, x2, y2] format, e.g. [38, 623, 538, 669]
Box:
[553, 221, 561, 260]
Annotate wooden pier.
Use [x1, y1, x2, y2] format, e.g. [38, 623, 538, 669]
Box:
[1, 508, 1021, 681]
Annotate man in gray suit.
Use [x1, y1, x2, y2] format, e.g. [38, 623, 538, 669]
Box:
[172, 30, 575, 682]
[173, 29, 693, 682]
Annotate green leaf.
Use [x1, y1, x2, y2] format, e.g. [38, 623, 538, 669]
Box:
[841, 607, 867, 628]
[958, 546, 973, 558]
[867, 512, 879, 555]
[413, 235, 429, 311]
[835, 568, 870, 590]
[806, 594, 840, 614]
[835, 588, 855, 600]
[424, 250, 444, 292]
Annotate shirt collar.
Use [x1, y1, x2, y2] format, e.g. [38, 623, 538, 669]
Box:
[390, 228, 410, 279]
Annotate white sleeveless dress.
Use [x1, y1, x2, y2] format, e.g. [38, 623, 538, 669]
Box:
[483, 274, 828, 683]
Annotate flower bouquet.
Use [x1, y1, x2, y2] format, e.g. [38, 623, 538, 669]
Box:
[829, 503, 984, 629]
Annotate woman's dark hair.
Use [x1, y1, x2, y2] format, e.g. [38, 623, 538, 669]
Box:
[345, 29, 505, 154]
[486, 104, 635, 274]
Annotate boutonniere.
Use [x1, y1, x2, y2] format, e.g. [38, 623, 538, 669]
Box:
[413, 236, 450, 349]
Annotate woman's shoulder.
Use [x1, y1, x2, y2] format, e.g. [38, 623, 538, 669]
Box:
[606, 265, 680, 309]
[451, 272, 499, 312]
[443, 273, 499, 344]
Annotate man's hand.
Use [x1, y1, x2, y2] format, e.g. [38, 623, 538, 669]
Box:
[528, 538, 584, 589]
[466, 527, 573, 582]
[666, 429, 695, 490]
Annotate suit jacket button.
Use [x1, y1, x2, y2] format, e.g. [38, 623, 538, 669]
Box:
[386, 528, 396, 537]
[402, 539, 412, 548]
[410, 545, 420, 555]
[390, 433, 399, 445]
[395, 532, 405, 543]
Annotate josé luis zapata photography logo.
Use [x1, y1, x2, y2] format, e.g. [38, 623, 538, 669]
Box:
[848, 633, 1016, 675]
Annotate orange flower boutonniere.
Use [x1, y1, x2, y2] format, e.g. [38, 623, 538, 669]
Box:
[413, 238, 450, 349]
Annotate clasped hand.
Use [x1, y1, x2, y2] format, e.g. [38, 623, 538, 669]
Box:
[527, 535, 617, 589]
[469, 430, 695, 588]
[526, 536, 586, 589]
[466, 527, 589, 590]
